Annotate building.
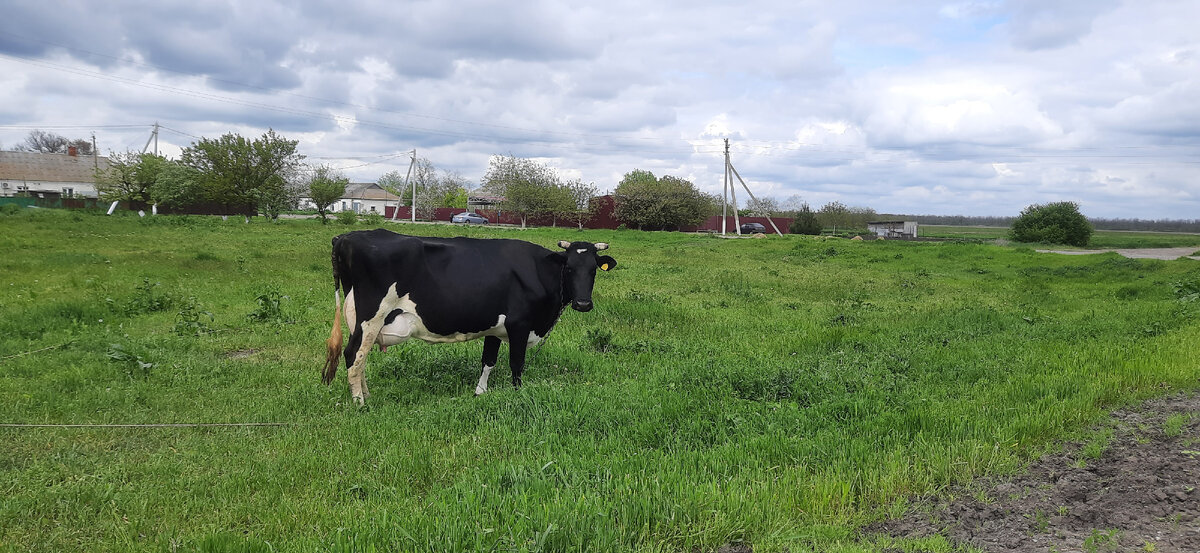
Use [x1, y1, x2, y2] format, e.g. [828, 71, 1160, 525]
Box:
[299, 182, 401, 214]
[0, 148, 109, 199]
[867, 220, 919, 238]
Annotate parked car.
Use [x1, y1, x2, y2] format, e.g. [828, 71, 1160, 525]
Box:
[740, 222, 767, 234]
[451, 211, 489, 224]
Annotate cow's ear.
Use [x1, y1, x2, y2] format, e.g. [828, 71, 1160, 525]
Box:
[597, 255, 617, 271]
[594, 242, 609, 251]
[558, 240, 571, 249]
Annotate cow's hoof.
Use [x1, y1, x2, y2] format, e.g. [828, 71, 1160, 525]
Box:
[474, 386, 486, 396]
[352, 395, 366, 407]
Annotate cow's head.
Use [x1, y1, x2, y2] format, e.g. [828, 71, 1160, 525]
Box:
[557, 240, 616, 312]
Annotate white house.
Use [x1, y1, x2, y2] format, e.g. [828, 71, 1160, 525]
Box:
[299, 182, 401, 214]
[0, 149, 109, 199]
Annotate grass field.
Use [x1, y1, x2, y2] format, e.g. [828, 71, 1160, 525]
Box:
[2, 209, 1199, 552]
[922, 224, 1200, 249]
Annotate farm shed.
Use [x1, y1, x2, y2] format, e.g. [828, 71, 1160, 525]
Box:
[867, 220, 918, 238]
[0, 149, 109, 200]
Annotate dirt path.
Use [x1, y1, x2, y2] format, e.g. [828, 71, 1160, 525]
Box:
[1037, 247, 1200, 261]
[869, 394, 1200, 552]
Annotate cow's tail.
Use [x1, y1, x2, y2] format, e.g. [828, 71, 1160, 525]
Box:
[323, 236, 344, 384]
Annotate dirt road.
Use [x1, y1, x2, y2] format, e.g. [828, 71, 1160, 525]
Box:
[1038, 247, 1200, 261]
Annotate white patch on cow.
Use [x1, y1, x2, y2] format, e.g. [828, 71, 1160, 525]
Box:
[575, 248, 588, 253]
[475, 365, 493, 395]
[527, 330, 545, 346]
[397, 294, 509, 344]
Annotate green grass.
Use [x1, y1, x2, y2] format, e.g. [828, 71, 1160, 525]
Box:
[2, 209, 1200, 552]
[923, 225, 1200, 249]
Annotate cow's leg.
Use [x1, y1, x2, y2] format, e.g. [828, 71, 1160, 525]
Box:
[507, 331, 529, 389]
[476, 336, 501, 395]
[346, 318, 383, 405]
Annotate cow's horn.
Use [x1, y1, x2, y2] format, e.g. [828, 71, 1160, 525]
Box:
[594, 242, 609, 251]
[558, 240, 571, 249]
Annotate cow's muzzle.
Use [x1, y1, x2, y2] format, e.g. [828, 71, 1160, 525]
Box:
[572, 300, 593, 312]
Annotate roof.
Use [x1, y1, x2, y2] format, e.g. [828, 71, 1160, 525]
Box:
[867, 220, 912, 225]
[344, 182, 400, 202]
[0, 150, 110, 184]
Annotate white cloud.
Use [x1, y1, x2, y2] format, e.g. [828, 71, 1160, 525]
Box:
[0, 0, 1197, 218]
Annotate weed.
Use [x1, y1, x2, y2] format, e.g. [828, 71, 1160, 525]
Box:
[1083, 528, 1122, 553]
[582, 328, 615, 353]
[1030, 509, 1050, 533]
[126, 277, 172, 315]
[337, 210, 358, 225]
[106, 343, 154, 379]
[173, 297, 214, 336]
[247, 287, 289, 324]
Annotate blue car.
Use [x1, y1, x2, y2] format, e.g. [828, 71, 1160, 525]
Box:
[451, 211, 489, 224]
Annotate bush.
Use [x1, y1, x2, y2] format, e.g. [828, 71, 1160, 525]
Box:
[336, 210, 358, 225]
[789, 203, 821, 235]
[0, 203, 23, 215]
[362, 212, 384, 226]
[1010, 201, 1093, 246]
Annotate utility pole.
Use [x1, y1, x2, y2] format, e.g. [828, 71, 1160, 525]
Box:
[723, 138, 784, 237]
[141, 122, 160, 155]
[409, 149, 417, 223]
[390, 149, 417, 222]
[91, 133, 99, 172]
[722, 138, 729, 235]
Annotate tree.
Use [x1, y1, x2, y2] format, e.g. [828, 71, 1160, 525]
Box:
[817, 201, 850, 234]
[307, 165, 349, 224]
[179, 129, 304, 215]
[1010, 201, 1093, 246]
[480, 155, 562, 228]
[16, 130, 93, 155]
[789, 203, 821, 235]
[151, 162, 204, 210]
[95, 152, 167, 204]
[745, 196, 780, 217]
[564, 179, 599, 230]
[614, 170, 716, 230]
[846, 205, 878, 230]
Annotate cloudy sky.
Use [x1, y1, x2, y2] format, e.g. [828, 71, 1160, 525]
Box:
[2, 0, 1197, 218]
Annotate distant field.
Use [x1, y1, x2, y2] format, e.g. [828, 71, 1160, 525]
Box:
[922, 224, 1200, 249]
[2, 209, 1199, 552]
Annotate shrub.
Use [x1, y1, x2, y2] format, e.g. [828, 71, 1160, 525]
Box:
[0, 203, 22, 215]
[362, 212, 384, 226]
[1009, 201, 1093, 246]
[336, 209, 358, 225]
[789, 203, 821, 235]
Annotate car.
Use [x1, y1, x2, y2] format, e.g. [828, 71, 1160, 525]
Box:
[451, 212, 489, 224]
[740, 222, 767, 234]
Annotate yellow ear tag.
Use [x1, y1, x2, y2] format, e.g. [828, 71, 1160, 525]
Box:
[601, 263, 610, 271]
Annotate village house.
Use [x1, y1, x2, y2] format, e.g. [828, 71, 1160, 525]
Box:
[0, 148, 109, 200]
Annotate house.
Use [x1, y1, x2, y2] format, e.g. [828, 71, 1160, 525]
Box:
[299, 182, 401, 214]
[0, 148, 109, 199]
[867, 220, 919, 238]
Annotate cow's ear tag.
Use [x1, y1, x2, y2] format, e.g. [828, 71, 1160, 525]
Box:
[558, 240, 571, 249]
[598, 255, 617, 271]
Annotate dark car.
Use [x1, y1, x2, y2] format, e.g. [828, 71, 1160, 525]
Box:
[451, 212, 489, 224]
[740, 222, 767, 234]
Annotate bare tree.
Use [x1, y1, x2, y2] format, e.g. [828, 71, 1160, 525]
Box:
[745, 196, 780, 217]
[16, 130, 94, 155]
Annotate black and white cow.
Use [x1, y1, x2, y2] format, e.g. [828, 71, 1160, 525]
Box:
[323, 229, 616, 404]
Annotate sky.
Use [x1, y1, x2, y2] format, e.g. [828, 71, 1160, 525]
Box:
[1, 0, 1197, 219]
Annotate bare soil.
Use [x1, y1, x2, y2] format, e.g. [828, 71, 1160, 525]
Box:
[870, 393, 1200, 552]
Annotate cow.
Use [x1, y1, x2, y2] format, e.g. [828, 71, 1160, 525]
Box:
[322, 229, 617, 404]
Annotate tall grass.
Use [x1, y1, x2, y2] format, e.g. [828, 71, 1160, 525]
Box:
[1, 209, 1198, 552]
